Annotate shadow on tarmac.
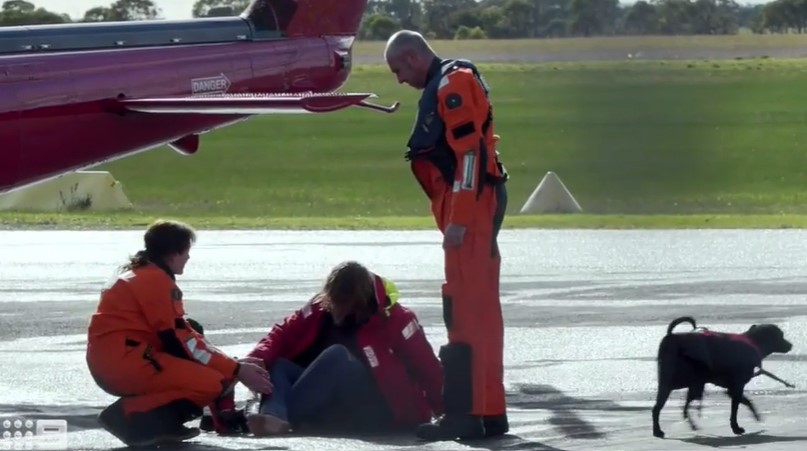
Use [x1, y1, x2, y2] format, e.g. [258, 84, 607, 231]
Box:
[1, 382, 655, 451]
[676, 430, 807, 448]
[252, 382, 650, 451]
[284, 430, 567, 451]
[106, 444, 288, 451]
[506, 383, 645, 440]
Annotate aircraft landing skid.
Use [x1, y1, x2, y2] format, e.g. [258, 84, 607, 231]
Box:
[357, 99, 400, 113]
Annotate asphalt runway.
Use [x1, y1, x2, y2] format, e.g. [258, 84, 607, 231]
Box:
[1, 229, 806, 450]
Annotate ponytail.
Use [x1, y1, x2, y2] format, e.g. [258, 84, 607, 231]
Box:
[121, 249, 151, 272]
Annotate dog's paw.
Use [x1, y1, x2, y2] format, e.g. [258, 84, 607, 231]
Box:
[731, 425, 745, 435]
[652, 429, 665, 439]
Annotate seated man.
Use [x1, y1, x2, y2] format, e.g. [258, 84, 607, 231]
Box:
[243, 260, 445, 436]
[86, 219, 272, 447]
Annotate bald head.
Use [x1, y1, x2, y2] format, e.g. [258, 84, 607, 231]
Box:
[383, 30, 437, 89]
[384, 30, 436, 62]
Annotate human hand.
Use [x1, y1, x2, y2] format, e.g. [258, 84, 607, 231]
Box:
[238, 356, 266, 370]
[442, 223, 466, 249]
[237, 362, 273, 394]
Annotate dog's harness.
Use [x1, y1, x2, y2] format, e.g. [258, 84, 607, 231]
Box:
[696, 328, 795, 388]
[699, 330, 762, 361]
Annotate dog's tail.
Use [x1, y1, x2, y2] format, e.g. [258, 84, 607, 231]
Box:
[666, 316, 697, 335]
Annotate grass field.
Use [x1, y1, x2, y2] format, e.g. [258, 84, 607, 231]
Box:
[351, 34, 807, 62]
[4, 37, 807, 230]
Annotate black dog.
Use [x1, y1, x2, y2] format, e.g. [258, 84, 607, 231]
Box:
[652, 316, 793, 438]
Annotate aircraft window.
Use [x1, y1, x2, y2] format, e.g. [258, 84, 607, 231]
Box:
[246, 0, 297, 33]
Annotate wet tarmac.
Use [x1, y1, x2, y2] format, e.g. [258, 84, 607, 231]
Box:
[1, 229, 806, 450]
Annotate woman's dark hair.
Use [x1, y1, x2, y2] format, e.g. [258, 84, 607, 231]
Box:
[319, 261, 376, 320]
[122, 219, 196, 271]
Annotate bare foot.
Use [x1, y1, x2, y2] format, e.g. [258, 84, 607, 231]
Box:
[247, 413, 291, 436]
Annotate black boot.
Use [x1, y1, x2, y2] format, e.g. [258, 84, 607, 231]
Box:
[131, 399, 202, 446]
[199, 413, 214, 432]
[416, 412, 510, 440]
[483, 413, 509, 437]
[416, 414, 485, 441]
[97, 398, 133, 445]
[99, 398, 202, 447]
[415, 343, 486, 441]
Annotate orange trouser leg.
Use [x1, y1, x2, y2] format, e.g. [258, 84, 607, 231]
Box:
[440, 184, 507, 417]
[483, 249, 506, 415]
[90, 344, 230, 416]
[121, 356, 230, 415]
[485, 183, 507, 415]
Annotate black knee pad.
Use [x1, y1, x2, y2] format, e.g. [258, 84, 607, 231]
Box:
[439, 343, 473, 414]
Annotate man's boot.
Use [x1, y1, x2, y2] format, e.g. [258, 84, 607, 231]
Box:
[415, 343, 486, 441]
[483, 413, 509, 437]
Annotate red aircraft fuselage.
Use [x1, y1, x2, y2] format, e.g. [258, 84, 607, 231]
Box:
[0, 0, 396, 194]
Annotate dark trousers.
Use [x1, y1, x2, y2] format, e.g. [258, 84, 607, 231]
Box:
[259, 344, 393, 433]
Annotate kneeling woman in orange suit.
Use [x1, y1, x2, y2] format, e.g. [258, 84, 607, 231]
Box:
[85, 219, 272, 447]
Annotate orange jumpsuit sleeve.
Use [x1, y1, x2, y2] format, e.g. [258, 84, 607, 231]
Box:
[436, 68, 492, 227]
[128, 268, 239, 378]
[177, 323, 240, 378]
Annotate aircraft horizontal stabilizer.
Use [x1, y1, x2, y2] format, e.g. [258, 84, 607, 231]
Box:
[117, 92, 400, 115]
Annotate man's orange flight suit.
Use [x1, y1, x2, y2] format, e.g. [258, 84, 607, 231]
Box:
[405, 57, 509, 440]
[86, 260, 241, 445]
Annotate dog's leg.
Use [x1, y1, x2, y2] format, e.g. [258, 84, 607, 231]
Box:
[683, 383, 704, 431]
[727, 386, 746, 435]
[652, 384, 673, 438]
[739, 394, 761, 422]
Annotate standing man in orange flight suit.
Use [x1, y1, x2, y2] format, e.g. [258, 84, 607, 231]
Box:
[86, 219, 272, 447]
[384, 30, 509, 441]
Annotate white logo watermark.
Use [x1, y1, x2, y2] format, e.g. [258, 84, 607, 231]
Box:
[0, 417, 67, 450]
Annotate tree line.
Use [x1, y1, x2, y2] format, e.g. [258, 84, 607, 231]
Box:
[1, 0, 806, 40]
[360, 0, 807, 39]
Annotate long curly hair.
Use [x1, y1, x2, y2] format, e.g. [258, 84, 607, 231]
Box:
[318, 261, 376, 322]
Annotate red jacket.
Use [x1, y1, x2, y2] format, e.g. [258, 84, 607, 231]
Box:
[247, 274, 444, 428]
